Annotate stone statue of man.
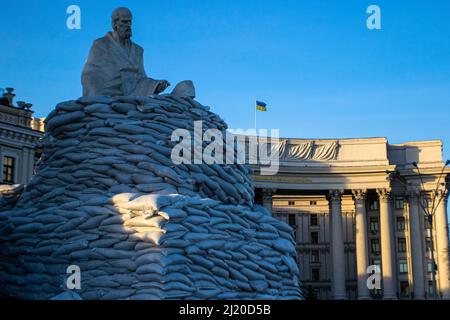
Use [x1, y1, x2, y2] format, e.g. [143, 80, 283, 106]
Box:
[81, 7, 171, 97]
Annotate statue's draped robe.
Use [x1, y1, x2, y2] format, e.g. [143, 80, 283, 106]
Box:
[82, 32, 160, 97]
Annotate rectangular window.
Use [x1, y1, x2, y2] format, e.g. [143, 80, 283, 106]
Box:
[400, 281, 410, 297]
[369, 217, 379, 232]
[3, 156, 16, 183]
[311, 268, 320, 281]
[310, 214, 318, 226]
[396, 217, 406, 231]
[288, 214, 296, 226]
[427, 261, 434, 273]
[312, 288, 320, 299]
[424, 216, 431, 229]
[425, 237, 432, 252]
[398, 238, 407, 253]
[369, 200, 379, 211]
[311, 232, 319, 244]
[395, 198, 404, 209]
[288, 201, 295, 206]
[311, 250, 320, 263]
[428, 281, 434, 296]
[371, 239, 380, 255]
[399, 260, 408, 274]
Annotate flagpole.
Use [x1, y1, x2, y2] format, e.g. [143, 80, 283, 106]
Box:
[254, 100, 257, 136]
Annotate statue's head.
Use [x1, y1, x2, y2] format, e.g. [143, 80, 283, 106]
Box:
[112, 7, 132, 40]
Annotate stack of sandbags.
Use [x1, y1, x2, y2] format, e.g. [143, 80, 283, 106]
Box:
[0, 94, 302, 300]
[0, 184, 24, 211]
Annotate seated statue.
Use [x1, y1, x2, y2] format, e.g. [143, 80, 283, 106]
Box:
[82, 7, 195, 98]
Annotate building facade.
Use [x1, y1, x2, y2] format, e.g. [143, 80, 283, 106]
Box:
[251, 137, 449, 300]
[0, 88, 44, 189]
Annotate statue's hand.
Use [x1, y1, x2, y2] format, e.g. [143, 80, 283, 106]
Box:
[156, 80, 170, 93]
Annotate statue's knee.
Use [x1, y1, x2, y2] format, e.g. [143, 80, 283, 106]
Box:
[171, 80, 196, 98]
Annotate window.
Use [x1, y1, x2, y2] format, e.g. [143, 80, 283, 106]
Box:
[395, 198, 404, 210]
[311, 268, 320, 281]
[312, 288, 320, 299]
[2, 156, 16, 183]
[424, 216, 431, 229]
[369, 200, 379, 211]
[371, 239, 380, 255]
[288, 201, 295, 206]
[427, 261, 434, 273]
[398, 238, 407, 253]
[311, 250, 320, 263]
[399, 260, 408, 274]
[396, 217, 406, 231]
[310, 201, 317, 206]
[400, 281, 410, 297]
[311, 232, 319, 244]
[372, 259, 381, 267]
[428, 281, 434, 296]
[425, 237, 432, 252]
[310, 214, 318, 226]
[369, 217, 379, 232]
[288, 214, 296, 226]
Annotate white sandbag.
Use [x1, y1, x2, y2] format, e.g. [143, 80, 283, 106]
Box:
[46, 111, 86, 132]
[111, 193, 139, 204]
[133, 231, 163, 245]
[136, 263, 164, 275]
[76, 96, 115, 105]
[119, 194, 173, 211]
[111, 102, 136, 114]
[84, 103, 113, 114]
[272, 238, 296, 255]
[124, 216, 165, 228]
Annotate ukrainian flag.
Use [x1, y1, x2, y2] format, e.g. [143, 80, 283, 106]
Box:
[256, 101, 267, 112]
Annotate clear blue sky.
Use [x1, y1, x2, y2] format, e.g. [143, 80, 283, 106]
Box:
[1, 0, 450, 162]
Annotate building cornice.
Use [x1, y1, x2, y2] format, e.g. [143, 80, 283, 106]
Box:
[0, 123, 43, 148]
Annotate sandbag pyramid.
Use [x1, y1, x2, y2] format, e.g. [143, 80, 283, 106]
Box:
[0, 94, 302, 300]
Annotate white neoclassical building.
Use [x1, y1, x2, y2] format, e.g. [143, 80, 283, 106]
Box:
[250, 137, 449, 300]
[0, 88, 44, 190]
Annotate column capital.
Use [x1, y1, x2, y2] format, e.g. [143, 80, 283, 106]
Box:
[352, 189, 367, 202]
[328, 189, 344, 203]
[405, 190, 420, 205]
[376, 188, 392, 201]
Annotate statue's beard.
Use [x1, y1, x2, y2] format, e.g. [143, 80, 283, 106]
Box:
[118, 27, 132, 40]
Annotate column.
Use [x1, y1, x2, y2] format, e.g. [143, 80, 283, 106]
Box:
[407, 191, 426, 299]
[328, 189, 347, 299]
[435, 190, 450, 299]
[352, 189, 370, 299]
[21, 147, 30, 184]
[261, 188, 276, 214]
[28, 149, 35, 181]
[377, 188, 397, 299]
